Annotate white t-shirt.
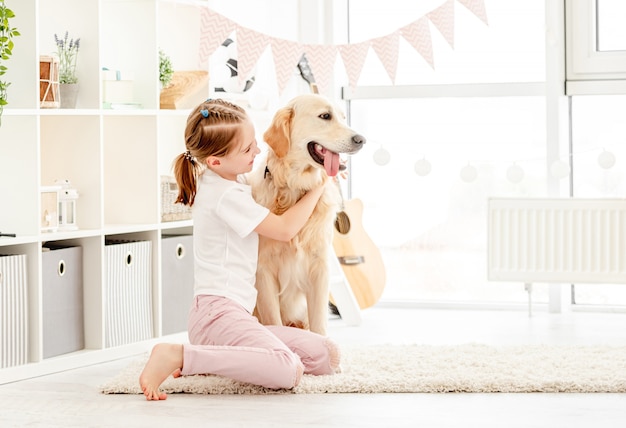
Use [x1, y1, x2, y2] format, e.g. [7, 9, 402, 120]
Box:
[192, 169, 270, 313]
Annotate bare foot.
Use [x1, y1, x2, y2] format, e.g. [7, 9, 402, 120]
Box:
[138, 343, 184, 401]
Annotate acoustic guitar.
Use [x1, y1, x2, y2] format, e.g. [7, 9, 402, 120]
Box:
[298, 54, 387, 309]
[333, 196, 386, 309]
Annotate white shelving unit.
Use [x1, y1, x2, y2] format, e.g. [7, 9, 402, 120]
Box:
[0, 0, 201, 384]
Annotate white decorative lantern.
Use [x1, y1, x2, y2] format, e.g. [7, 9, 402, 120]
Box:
[55, 179, 79, 231]
[506, 163, 525, 184]
[40, 186, 62, 232]
[414, 158, 432, 176]
[550, 160, 570, 179]
[598, 150, 616, 169]
[460, 164, 478, 183]
[373, 146, 391, 166]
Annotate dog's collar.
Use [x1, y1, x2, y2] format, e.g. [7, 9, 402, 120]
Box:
[264, 165, 271, 179]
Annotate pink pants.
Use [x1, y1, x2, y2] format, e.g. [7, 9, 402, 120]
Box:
[180, 295, 341, 390]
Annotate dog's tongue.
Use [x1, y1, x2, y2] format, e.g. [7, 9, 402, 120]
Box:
[321, 147, 340, 176]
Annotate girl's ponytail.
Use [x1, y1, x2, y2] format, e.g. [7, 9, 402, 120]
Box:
[173, 151, 201, 206]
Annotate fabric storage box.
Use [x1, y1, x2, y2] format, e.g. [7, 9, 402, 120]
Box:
[161, 176, 192, 222]
[42, 245, 84, 358]
[102, 69, 135, 105]
[161, 235, 194, 335]
[0, 254, 28, 368]
[104, 240, 153, 347]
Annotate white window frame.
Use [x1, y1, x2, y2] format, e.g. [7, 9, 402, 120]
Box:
[566, 0, 626, 94]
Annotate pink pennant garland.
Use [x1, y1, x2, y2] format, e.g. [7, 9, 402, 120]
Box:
[197, 1, 487, 95]
[457, 0, 488, 25]
[198, 7, 236, 69]
[338, 41, 370, 89]
[303, 45, 338, 95]
[236, 27, 270, 84]
[401, 18, 434, 69]
[428, 0, 456, 48]
[271, 38, 305, 95]
[371, 33, 400, 84]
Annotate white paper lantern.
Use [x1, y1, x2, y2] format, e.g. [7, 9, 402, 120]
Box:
[373, 147, 391, 166]
[598, 150, 616, 169]
[460, 164, 478, 183]
[506, 164, 524, 184]
[550, 160, 570, 179]
[414, 158, 432, 176]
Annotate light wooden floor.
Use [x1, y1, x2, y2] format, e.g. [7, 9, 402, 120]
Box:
[1, 304, 626, 428]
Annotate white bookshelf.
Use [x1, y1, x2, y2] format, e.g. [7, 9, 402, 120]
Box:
[0, 0, 198, 384]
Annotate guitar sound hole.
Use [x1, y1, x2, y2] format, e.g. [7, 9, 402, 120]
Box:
[335, 211, 351, 234]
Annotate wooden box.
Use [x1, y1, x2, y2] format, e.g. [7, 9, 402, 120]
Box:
[160, 71, 209, 109]
[40, 55, 60, 108]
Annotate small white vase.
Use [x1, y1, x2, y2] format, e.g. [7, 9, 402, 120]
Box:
[59, 83, 79, 109]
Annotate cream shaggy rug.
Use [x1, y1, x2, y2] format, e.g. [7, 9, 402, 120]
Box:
[100, 343, 626, 394]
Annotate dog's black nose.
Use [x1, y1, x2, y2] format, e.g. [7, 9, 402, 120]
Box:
[352, 134, 366, 146]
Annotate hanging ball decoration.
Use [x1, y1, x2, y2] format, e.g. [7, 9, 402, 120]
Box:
[550, 160, 570, 179]
[598, 150, 616, 169]
[460, 164, 478, 183]
[373, 147, 391, 166]
[414, 158, 432, 176]
[506, 164, 524, 184]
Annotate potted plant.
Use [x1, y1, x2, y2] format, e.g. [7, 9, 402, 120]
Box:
[0, 0, 20, 126]
[54, 31, 80, 108]
[159, 49, 173, 89]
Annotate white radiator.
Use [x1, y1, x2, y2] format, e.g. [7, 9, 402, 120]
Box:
[488, 198, 626, 285]
[0, 254, 28, 368]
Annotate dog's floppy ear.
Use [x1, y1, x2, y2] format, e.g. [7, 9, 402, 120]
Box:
[263, 107, 293, 158]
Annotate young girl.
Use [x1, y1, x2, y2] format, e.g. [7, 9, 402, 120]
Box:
[139, 99, 341, 400]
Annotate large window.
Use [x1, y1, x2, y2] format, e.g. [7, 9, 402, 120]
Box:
[566, 0, 626, 93]
[344, 0, 625, 307]
[343, 0, 549, 304]
[570, 94, 626, 305]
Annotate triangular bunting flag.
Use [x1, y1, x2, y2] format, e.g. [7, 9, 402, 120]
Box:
[428, 0, 455, 48]
[198, 7, 236, 69]
[457, 0, 488, 25]
[303, 44, 338, 95]
[400, 18, 434, 69]
[200, 2, 488, 96]
[270, 38, 305, 95]
[371, 33, 400, 84]
[236, 27, 270, 84]
[338, 41, 370, 89]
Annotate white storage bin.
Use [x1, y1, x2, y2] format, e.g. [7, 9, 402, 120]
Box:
[161, 235, 194, 335]
[0, 254, 28, 368]
[104, 240, 153, 347]
[42, 245, 84, 358]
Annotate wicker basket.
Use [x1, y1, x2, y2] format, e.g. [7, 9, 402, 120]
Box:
[161, 176, 192, 222]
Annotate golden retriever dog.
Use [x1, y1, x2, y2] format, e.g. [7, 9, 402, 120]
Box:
[249, 94, 366, 335]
